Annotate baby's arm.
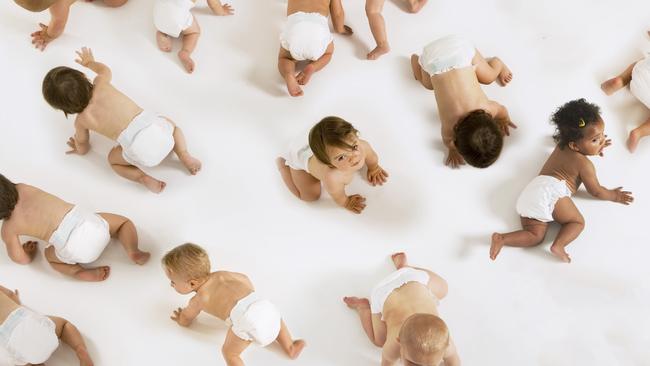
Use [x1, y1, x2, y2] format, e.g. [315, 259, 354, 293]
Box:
[66, 118, 91, 155]
[74, 47, 112, 84]
[362, 141, 389, 186]
[380, 340, 400, 366]
[580, 159, 633, 204]
[31, 0, 76, 51]
[207, 0, 234, 16]
[443, 338, 461, 366]
[309, 42, 335, 73]
[323, 175, 366, 214]
[488, 101, 517, 136]
[442, 131, 465, 169]
[1, 225, 37, 265]
[0, 285, 20, 304]
[330, 0, 353, 35]
[171, 295, 203, 327]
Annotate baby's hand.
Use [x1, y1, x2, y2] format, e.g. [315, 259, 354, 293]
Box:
[367, 165, 389, 186]
[344, 194, 366, 214]
[499, 119, 517, 136]
[612, 187, 633, 205]
[445, 149, 465, 169]
[31, 23, 54, 51]
[210, 2, 234, 16]
[171, 308, 190, 327]
[599, 136, 612, 157]
[75, 47, 95, 67]
[66, 137, 89, 155]
[22, 241, 38, 262]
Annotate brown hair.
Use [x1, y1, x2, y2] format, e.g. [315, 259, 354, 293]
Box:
[162, 243, 211, 281]
[308, 116, 359, 167]
[399, 314, 450, 363]
[0, 174, 18, 221]
[14, 0, 56, 12]
[42, 67, 94, 117]
[454, 109, 503, 168]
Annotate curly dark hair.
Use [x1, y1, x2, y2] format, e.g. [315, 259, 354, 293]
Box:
[551, 99, 602, 149]
[0, 174, 18, 220]
[42, 66, 94, 117]
[453, 110, 503, 168]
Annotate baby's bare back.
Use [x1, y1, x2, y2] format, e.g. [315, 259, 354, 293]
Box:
[3, 184, 73, 242]
[287, 0, 330, 16]
[539, 147, 585, 193]
[198, 271, 255, 320]
[77, 83, 143, 141]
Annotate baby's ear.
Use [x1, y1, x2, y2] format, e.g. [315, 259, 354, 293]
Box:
[567, 141, 579, 152]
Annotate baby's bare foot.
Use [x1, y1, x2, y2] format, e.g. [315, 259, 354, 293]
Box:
[178, 50, 195, 73]
[140, 176, 166, 193]
[407, 0, 427, 13]
[156, 31, 172, 52]
[627, 129, 642, 152]
[367, 44, 390, 60]
[285, 75, 303, 97]
[76, 346, 94, 366]
[343, 296, 370, 309]
[296, 64, 315, 85]
[410, 54, 422, 81]
[288, 340, 306, 359]
[550, 245, 571, 263]
[179, 153, 202, 175]
[23, 241, 38, 261]
[490, 233, 505, 260]
[497, 64, 513, 86]
[75, 266, 110, 282]
[391, 252, 408, 269]
[129, 250, 151, 265]
[601, 77, 624, 96]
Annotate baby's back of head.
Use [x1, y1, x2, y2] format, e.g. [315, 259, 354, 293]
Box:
[162, 243, 211, 281]
[399, 314, 450, 365]
[42, 67, 94, 117]
[0, 174, 18, 221]
[14, 0, 56, 12]
[454, 110, 503, 168]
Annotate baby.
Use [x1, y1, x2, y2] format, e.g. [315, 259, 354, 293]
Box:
[601, 39, 650, 152]
[276, 116, 389, 214]
[0, 284, 93, 365]
[42, 47, 202, 193]
[162, 243, 305, 365]
[15, 0, 128, 51]
[364, 0, 428, 60]
[0, 174, 150, 281]
[278, 0, 353, 97]
[490, 99, 634, 263]
[344, 253, 460, 366]
[410, 35, 516, 168]
[154, 0, 234, 73]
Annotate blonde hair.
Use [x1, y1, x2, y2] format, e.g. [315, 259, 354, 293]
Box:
[162, 243, 211, 280]
[399, 314, 450, 362]
[14, 0, 57, 12]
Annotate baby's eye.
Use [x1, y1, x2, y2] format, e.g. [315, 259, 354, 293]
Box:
[352, 144, 359, 150]
[337, 156, 345, 162]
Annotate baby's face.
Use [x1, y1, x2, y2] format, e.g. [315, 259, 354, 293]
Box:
[573, 119, 606, 156]
[326, 135, 365, 171]
[165, 269, 193, 295]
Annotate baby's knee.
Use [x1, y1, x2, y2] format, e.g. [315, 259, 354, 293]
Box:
[299, 191, 320, 202]
[107, 146, 122, 163]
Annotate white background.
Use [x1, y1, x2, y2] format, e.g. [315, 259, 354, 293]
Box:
[0, 0, 649, 365]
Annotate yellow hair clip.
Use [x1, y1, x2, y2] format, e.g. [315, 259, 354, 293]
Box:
[578, 118, 586, 127]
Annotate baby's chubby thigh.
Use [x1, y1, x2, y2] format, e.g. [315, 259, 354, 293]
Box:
[551, 196, 584, 225]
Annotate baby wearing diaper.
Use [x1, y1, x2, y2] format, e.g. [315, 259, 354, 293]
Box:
[0, 174, 150, 281]
[0, 284, 93, 366]
[344, 252, 460, 366]
[15, 0, 128, 51]
[490, 99, 634, 263]
[276, 116, 389, 214]
[162, 243, 305, 366]
[278, 0, 353, 97]
[410, 35, 516, 168]
[42, 47, 202, 193]
[153, 0, 233, 73]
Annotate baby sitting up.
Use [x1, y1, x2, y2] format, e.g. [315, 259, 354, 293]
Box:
[154, 0, 234, 73]
[42, 47, 201, 193]
[344, 252, 460, 366]
[15, 0, 128, 51]
[0, 174, 150, 281]
[276, 116, 389, 214]
[411, 35, 516, 168]
[601, 39, 650, 152]
[162, 243, 305, 366]
[364, 0, 428, 60]
[278, 0, 352, 97]
[491, 99, 633, 263]
[0, 284, 93, 365]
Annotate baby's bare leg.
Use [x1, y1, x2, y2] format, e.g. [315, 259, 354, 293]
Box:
[405, 0, 427, 13]
[44, 246, 110, 282]
[366, 0, 390, 60]
[221, 329, 251, 366]
[473, 50, 512, 86]
[490, 218, 548, 260]
[108, 146, 166, 193]
[550, 197, 584, 263]
[343, 297, 385, 347]
[391, 252, 448, 299]
[628, 116, 650, 152]
[275, 320, 306, 359]
[97, 213, 149, 265]
[166, 123, 202, 175]
[178, 18, 200, 73]
[49, 316, 93, 366]
[276, 158, 321, 201]
[410, 54, 433, 90]
[156, 31, 172, 53]
[601, 61, 637, 95]
[278, 51, 303, 97]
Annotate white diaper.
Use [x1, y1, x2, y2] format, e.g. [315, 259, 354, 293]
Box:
[419, 35, 476, 76]
[48, 206, 111, 265]
[370, 268, 435, 320]
[117, 111, 175, 168]
[280, 12, 333, 61]
[227, 292, 282, 347]
[631, 57, 650, 109]
[516, 175, 572, 223]
[0, 307, 59, 366]
[153, 0, 195, 38]
[281, 133, 313, 173]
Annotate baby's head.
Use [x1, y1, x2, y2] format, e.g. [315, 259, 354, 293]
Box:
[398, 314, 450, 366]
[551, 98, 605, 155]
[162, 243, 211, 294]
[42, 67, 94, 117]
[0, 174, 18, 221]
[309, 116, 363, 171]
[14, 0, 56, 12]
[453, 110, 504, 168]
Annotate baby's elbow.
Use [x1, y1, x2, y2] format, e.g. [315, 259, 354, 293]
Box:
[11, 253, 31, 265]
